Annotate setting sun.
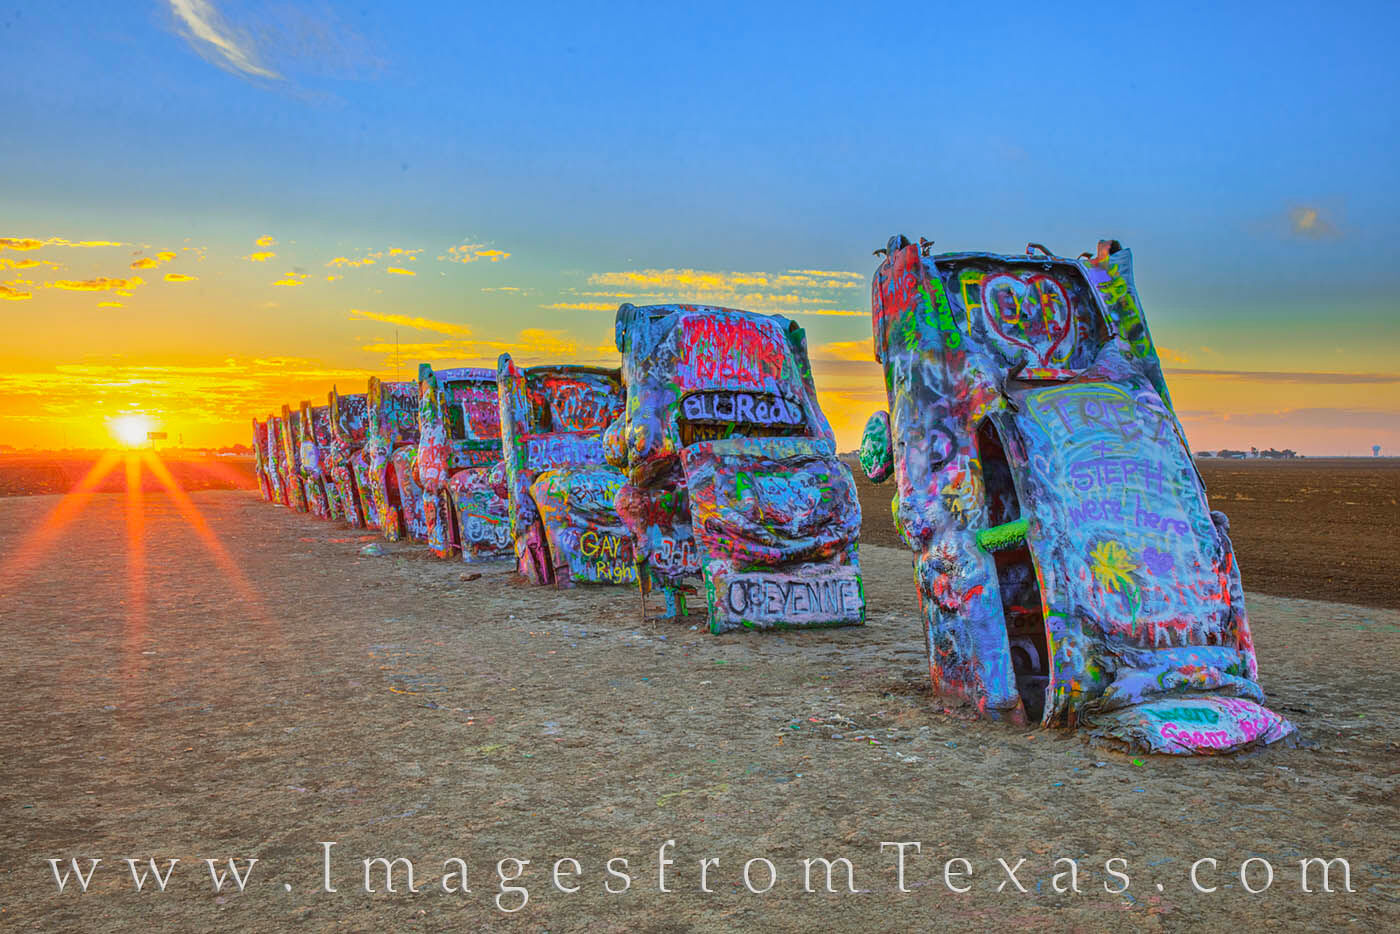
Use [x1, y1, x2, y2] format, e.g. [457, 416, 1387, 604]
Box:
[109, 414, 153, 448]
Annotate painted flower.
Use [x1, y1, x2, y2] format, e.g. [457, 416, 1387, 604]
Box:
[1089, 540, 1139, 593]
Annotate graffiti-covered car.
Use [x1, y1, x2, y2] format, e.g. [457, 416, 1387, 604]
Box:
[496, 355, 632, 586]
[251, 417, 283, 504]
[609, 304, 865, 632]
[271, 411, 308, 512]
[365, 377, 430, 542]
[328, 387, 376, 529]
[859, 235, 1293, 754]
[296, 400, 342, 521]
[417, 364, 512, 561]
[281, 404, 322, 515]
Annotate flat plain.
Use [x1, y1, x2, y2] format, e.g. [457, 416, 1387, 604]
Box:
[0, 458, 1396, 931]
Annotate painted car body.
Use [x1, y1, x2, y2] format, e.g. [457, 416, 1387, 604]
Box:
[496, 355, 632, 586]
[264, 415, 289, 506]
[296, 400, 341, 521]
[282, 404, 324, 516]
[328, 387, 376, 529]
[365, 377, 430, 542]
[859, 235, 1293, 754]
[251, 417, 281, 503]
[609, 304, 865, 632]
[416, 364, 512, 561]
[272, 411, 308, 512]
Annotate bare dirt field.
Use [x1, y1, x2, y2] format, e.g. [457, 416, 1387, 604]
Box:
[0, 487, 1396, 931]
[0, 453, 257, 498]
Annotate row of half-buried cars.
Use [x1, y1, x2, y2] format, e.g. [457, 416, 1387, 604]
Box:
[249, 238, 1296, 757]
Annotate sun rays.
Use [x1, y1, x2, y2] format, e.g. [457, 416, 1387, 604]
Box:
[0, 451, 274, 661]
[0, 451, 123, 586]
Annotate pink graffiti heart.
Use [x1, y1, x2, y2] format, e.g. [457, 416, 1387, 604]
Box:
[979, 272, 1074, 366]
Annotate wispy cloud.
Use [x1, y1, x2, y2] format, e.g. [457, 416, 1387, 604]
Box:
[440, 243, 511, 264]
[589, 268, 863, 292]
[130, 251, 176, 270]
[165, 272, 198, 282]
[544, 301, 617, 312]
[244, 251, 276, 262]
[576, 266, 867, 318]
[2, 236, 126, 251]
[48, 238, 126, 248]
[0, 258, 60, 271]
[46, 276, 144, 292]
[358, 328, 583, 366]
[273, 271, 309, 286]
[0, 285, 32, 300]
[1168, 368, 1397, 385]
[1289, 205, 1339, 239]
[168, 0, 280, 80]
[255, 235, 276, 247]
[813, 340, 873, 362]
[348, 309, 473, 337]
[385, 266, 416, 276]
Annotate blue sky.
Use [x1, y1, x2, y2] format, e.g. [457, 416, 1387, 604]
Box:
[3, 1, 1397, 452]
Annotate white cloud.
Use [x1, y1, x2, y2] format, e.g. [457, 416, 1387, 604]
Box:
[168, 0, 280, 80]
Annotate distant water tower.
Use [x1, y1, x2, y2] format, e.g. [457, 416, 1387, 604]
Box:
[1375, 444, 1382, 457]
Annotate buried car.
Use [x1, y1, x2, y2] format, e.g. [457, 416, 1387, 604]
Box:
[496, 354, 631, 586]
[251, 417, 283, 504]
[859, 235, 1293, 754]
[270, 412, 307, 512]
[416, 364, 512, 561]
[365, 376, 430, 542]
[328, 387, 376, 529]
[609, 304, 864, 632]
[297, 400, 342, 521]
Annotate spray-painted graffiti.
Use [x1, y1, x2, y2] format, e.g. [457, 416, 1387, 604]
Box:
[365, 377, 427, 543]
[1095, 695, 1293, 754]
[251, 418, 281, 503]
[497, 355, 630, 586]
[450, 462, 513, 556]
[680, 390, 805, 427]
[294, 401, 334, 520]
[274, 410, 308, 513]
[417, 365, 512, 561]
[526, 435, 608, 471]
[328, 388, 373, 528]
[717, 569, 864, 627]
[861, 235, 1292, 754]
[610, 304, 863, 632]
[263, 416, 289, 506]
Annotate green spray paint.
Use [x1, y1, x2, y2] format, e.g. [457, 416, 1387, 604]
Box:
[917, 279, 962, 351]
[976, 517, 1028, 553]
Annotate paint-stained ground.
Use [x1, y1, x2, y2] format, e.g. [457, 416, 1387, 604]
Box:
[0, 489, 1397, 931]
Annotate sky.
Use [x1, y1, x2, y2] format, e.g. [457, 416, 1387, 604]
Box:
[3, 1, 1397, 454]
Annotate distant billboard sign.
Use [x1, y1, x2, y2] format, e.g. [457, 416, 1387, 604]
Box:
[147, 431, 168, 441]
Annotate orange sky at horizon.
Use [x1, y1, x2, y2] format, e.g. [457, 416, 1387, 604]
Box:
[3, 233, 1397, 457]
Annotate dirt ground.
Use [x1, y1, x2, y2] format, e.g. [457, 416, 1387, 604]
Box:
[0, 487, 1396, 931]
[0, 453, 256, 498]
[854, 457, 1400, 611]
